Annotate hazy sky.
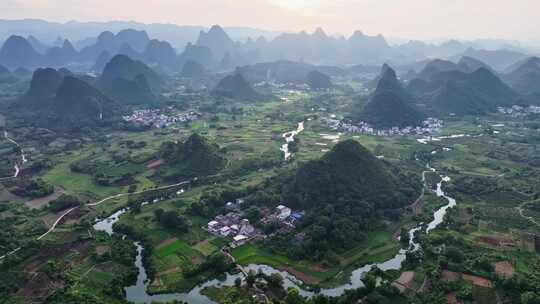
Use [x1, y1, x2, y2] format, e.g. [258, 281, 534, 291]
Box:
[3, 0, 540, 41]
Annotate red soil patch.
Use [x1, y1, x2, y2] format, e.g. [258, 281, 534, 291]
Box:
[95, 245, 111, 256]
[441, 270, 493, 288]
[280, 266, 320, 285]
[494, 261, 515, 278]
[446, 292, 463, 304]
[442, 270, 493, 288]
[463, 274, 493, 288]
[147, 159, 165, 169]
[441, 270, 460, 282]
[392, 271, 415, 293]
[475, 236, 515, 248]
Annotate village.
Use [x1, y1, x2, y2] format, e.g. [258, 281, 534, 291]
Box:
[122, 108, 200, 128]
[322, 116, 444, 137]
[498, 105, 540, 118]
[206, 200, 303, 248]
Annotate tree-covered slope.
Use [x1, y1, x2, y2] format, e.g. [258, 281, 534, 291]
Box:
[160, 133, 225, 178]
[98, 54, 164, 93]
[211, 73, 263, 101]
[283, 139, 420, 210]
[355, 67, 425, 128]
[427, 68, 518, 115]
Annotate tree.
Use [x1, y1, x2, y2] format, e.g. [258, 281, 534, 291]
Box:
[522, 292, 540, 304]
[154, 208, 164, 218]
[157, 211, 190, 232]
[246, 270, 256, 287]
[267, 273, 284, 290]
[363, 274, 377, 291]
[285, 288, 305, 304]
[234, 277, 242, 288]
[400, 228, 410, 245]
[128, 200, 142, 213]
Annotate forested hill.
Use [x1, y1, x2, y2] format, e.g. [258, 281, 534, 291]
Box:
[354, 67, 426, 128]
[252, 139, 422, 261]
[211, 73, 264, 101]
[283, 139, 421, 211]
[159, 133, 225, 178]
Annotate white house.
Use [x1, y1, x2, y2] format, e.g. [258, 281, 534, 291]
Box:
[208, 220, 219, 233]
[233, 234, 249, 247]
[219, 226, 231, 236]
[276, 205, 292, 220]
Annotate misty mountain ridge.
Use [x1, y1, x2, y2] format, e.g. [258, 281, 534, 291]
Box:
[1, 21, 535, 72]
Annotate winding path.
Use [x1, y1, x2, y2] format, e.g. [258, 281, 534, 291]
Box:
[37, 207, 78, 240]
[88, 180, 190, 206]
[0, 180, 191, 261]
[516, 203, 540, 227]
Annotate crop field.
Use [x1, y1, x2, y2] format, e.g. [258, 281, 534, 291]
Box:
[232, 229, 400, 286]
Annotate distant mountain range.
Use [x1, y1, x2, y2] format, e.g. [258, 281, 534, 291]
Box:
[236, 60, 346, 84]
[0, 19, 279, 50]
[0, 20, 536, 73]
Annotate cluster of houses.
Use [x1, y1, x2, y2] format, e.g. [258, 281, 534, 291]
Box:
[254, 81, 310, 91]
[260, 205, 303, 230]
[122, 108, 199, 128]
[206, 203, 303, 247]
[322, 117, 443, 137]
[498, 105, 540, 118]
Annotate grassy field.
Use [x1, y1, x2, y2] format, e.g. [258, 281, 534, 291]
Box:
[41, 151, 122, 198]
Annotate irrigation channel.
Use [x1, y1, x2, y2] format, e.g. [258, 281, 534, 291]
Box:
[93, 160, 457, 303]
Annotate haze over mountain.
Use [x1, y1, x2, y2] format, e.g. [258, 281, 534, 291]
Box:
[409, 66, 518, 115]
[180, 60, 206, 79]
[17, 68, 118, 130]
[306, 70, 332, 90]
[21, 68, 64, 103]
[0, 35, 42, 68]
[98, 54, 164, 94]
[211, 73, 263, 101]
[503, 57, 540, 95]
[237, 60, 345, 84]
[0, 20, 536, 72]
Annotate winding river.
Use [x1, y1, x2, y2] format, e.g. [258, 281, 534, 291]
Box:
[280, 122, 304, 160]
[2, 130, 28, 179]
[93, 160, 457, 303]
